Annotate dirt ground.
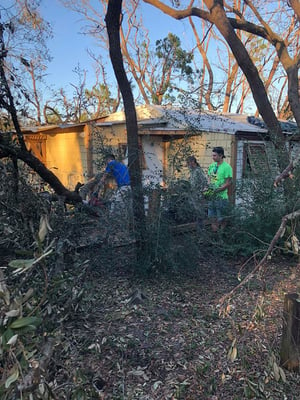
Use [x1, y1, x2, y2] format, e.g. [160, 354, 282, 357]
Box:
[51, 244, 300, 400]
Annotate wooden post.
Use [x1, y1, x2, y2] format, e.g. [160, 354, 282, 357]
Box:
[280, 292, 300, 371]
[84, 124, 93, 180]
[147, 188, 161, 222]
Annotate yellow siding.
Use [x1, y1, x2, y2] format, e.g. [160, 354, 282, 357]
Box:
[93, 125, 128, 168]
[167, 132, 234, 181]
[46, 132, 86, 189]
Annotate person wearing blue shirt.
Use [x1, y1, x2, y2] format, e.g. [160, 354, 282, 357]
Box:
[101, 154, 131, 214]
[102, 154, 130, 187]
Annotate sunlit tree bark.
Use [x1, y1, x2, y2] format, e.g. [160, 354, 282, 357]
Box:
[143, 0, 300, 168]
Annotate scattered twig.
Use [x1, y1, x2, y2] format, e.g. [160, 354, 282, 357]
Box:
[219, 209, 300, 307]
[17, 337, 55, 393]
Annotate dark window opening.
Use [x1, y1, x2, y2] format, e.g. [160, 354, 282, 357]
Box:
[118, 140, 147, 170]
[243, 143, 270, 177]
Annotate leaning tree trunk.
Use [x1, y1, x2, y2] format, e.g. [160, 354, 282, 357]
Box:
[280, 292, 300, 371]
[0, 29, 82, 205]
[203, 0, 289, 170]
[105, 0, 147, 257]
[0, 144, 82, 204]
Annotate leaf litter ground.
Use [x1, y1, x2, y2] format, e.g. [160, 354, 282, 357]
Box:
[52, 242, 300, 400]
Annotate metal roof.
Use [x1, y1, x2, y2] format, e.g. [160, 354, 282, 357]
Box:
[95, 105, 268, 135]
[21, 105, 298, 136]
[22, 122, 86, 133]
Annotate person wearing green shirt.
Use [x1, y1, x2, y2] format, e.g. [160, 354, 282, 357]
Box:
[207, 147, 233, 231]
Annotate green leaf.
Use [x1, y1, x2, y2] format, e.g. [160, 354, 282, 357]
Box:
[5, 367, 19, 388]
[8, 259, 35, 270]
[2, 328, 14, 347]
[9, 316, 41, 329]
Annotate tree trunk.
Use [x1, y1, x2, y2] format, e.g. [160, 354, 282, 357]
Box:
[143, 0, 290, 169]
[0, 26, 82, 204]
[280, 292, 300, 371]
[105, 0, 147, 257]
[203, 2, 283, 138]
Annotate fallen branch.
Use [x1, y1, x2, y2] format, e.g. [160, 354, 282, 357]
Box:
[219, 209, 300, 308]
[17, 337, 55, 394]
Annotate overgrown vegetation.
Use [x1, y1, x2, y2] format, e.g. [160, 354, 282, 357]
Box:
[1, 153, 300, 398]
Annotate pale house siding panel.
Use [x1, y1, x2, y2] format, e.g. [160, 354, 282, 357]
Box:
[164, 132, 234, 183]
[141, 136, 164, 186]
[236, 140, 245, 181]
[188, 132, 233, 173]
[92, 125, 128, 172]
[46, 132, 85, 189]
[290, 141, 300, 166]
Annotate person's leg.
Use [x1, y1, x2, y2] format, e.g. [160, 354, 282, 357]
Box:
[191, 195, 205, 232]
[111, 186, 133, 240]
[216, 199, 229, 229]
[208, 200, 219, 232]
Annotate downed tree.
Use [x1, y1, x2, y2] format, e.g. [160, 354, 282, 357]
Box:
[0, 23, 82, 204]
[0, 142, 82, 204]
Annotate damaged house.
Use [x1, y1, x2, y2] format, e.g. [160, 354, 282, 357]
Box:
[22, 104, 299, 202]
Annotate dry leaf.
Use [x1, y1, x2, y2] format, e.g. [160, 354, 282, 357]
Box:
[291, 235, 299, 254]
[7, 334, 18, 346]
[38, 215, 52, 242]
[227, 339, 237, 362]
[273, 361, 280, 381]
[279, 366, 287, 383]
[230, 346, 237, 362]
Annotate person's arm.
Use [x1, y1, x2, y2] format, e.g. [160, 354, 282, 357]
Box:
[214, 177, 232, 193]
[79, 175, 98, 200]
[101, 161, 113, 183]
[100, 172, 109, 184]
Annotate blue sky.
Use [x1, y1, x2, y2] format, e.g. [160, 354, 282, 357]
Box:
[40, 0, 97, 92]
[39, 0, 191, 95]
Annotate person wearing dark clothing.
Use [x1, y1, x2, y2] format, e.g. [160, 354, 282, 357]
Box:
[186, 155, 208, 230]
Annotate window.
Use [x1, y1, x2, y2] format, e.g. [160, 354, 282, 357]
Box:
[118, 140, 147, 169]
[243, 143, 270, 176]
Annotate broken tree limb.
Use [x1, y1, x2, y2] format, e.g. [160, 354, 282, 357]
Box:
[280, 293, 300, 371]
[0, 144, 82, 204]
[274, 161, 294, 187]
[219, 209, 300, 307]
[17, 337, 55, 393]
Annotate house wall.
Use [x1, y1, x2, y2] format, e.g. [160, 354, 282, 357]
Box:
[24, 134, 47, 164]
[189, 132, 234, 171]
[165, 132, 235, 181]
[93, 126, 164, 186]
[236, 138, 279, 180]
[25, 124, 237, 190]
[141, 136, 164, 186]
[46, 131, 86, 188]
[93, 125, 127, 166]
